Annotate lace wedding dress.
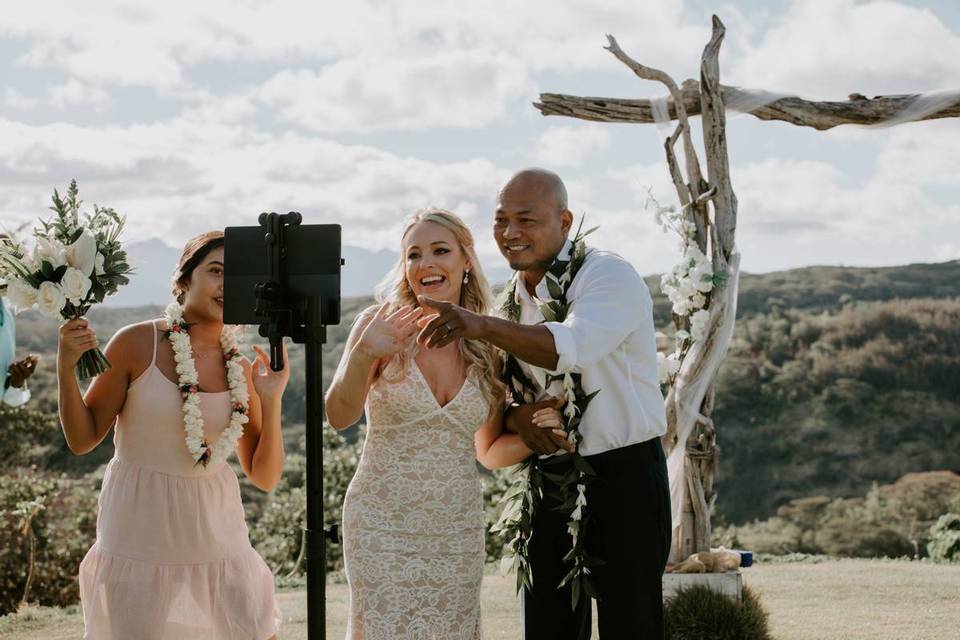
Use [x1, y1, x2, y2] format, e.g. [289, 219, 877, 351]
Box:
[342, 357, 489, 640]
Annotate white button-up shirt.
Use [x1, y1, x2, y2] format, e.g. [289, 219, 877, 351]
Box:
[511, 239, 667, 456]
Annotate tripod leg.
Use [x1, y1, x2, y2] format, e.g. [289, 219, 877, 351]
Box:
[305, 296, 327, 639]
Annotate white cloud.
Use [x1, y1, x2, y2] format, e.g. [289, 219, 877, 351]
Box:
[49, 80, 112, 112]
[535, 125, 611, 167]
[0, 115, 510, 254]
[3, 88, 37, 111]
[258, 50, 534, 132]
[873, 119, 960, 187]
[727, 0, 960, 98]
[609, 144, 960, 272]
[0, 0, 956, 279]
[2, 0, 709, 121]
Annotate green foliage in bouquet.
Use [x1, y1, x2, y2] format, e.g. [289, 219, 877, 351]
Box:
[41, 181, 132, 308]
[0, 180, 133, 379]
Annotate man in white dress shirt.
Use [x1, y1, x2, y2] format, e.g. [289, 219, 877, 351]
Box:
[418, 168, 671, 639]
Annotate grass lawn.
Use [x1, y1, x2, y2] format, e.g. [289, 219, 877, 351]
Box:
[1, 559, 958, 639]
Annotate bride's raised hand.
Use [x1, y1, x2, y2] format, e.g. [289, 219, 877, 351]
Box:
[356, 303, 423, 360]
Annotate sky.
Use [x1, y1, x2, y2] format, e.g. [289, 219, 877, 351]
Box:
[1, 0, 958, 283]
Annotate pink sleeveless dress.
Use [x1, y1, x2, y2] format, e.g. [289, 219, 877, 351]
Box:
[78, 321, 280, 639]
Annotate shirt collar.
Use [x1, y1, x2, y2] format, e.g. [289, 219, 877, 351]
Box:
[512, 238, 574, 304]
[513, 238, 573, 304]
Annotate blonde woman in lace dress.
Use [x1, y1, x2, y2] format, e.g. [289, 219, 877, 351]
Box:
[325, 209, 567, 640]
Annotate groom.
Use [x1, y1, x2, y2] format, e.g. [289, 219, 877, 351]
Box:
[418, 168, 671, 639]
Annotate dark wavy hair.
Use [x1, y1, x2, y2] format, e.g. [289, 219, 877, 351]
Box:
[171, 231, 225, 304]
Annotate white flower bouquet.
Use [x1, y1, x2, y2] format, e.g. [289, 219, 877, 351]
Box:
[0, 180, 133, 379]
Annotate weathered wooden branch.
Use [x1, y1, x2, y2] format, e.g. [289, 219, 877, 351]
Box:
[605, 34, 714, 258]
[700, 16, 736, 273]
[605, 35, 706, 198]
[535, 84, 960, 130]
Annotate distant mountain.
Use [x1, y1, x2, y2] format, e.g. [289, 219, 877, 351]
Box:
[105, 239, 514, 306]
[105, 239, 180, 307]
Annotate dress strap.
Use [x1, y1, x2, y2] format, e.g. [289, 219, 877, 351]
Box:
[149, 319, 159, 368]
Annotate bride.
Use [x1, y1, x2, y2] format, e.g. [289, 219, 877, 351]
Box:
[325, 208, 566, 639]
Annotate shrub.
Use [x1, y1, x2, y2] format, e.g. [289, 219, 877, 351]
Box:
[482, 466, 515, 563]
[0, 407, 59, 468]
[250, 429, 360, 576]
[0, 470, 98, 615]
[665, 584, 771, 640]
[714, 471, 960, 559]
[927, 513, 960, 563]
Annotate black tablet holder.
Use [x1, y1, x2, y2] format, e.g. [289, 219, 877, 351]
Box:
[224, 213, 342, 640]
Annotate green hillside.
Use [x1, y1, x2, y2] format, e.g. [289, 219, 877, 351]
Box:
[7, 260, 960, 523]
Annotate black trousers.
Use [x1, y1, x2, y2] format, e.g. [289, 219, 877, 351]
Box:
[521, 438, 672, 640]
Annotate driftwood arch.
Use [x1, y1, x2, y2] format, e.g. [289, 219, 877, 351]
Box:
[535, 15, 960, 563]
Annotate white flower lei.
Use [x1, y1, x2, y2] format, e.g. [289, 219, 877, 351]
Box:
[164, 302, 249, 467]
[493, 220, 602, 609]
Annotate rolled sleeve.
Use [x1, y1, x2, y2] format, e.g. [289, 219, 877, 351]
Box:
[542, 255, 650, 375]
[544, 322, 578, 374]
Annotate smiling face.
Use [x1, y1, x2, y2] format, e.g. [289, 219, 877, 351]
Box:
[181, 246, 225, 322]
[494, 172, 572, 280]
[403, 221, 470, 305]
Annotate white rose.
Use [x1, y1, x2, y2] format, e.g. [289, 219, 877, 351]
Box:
[36, 281, 66, 318]
[657, 351, 682, 384]
[5, 278, 38, 311]
[20, 250, 38, 273]
[684, 244, 707, 264]
[94, 252, 106, 276]
[677, 278, 698, 299]
[34, 237, 67, 269]
[64, 229, 98, 276]
[61, 267, 92, 305]
[690, 309, 711, 342]
[691, 263, 715, 293]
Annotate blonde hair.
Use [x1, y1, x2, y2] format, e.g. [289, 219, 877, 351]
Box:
[373, 208, 506, 417]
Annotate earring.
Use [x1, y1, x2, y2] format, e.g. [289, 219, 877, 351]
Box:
[463, 270, 470, 284]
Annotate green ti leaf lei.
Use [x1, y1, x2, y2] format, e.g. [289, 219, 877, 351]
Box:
[492, 220, 604, 610]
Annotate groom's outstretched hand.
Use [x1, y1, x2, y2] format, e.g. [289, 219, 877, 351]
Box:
[416, 296, 486, 348]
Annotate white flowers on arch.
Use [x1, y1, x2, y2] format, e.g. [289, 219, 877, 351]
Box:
[649, 195, 727, 385]
[164, 302, 249, 467]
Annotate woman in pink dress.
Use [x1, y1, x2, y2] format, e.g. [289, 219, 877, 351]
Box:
[56, 231, 287, 640]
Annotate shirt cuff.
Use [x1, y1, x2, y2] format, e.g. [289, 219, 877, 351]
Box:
[2, 385, 31, 407]
[543, 322, 577, 375]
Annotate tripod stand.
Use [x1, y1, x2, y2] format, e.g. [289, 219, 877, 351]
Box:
[224, 213, 342, 640]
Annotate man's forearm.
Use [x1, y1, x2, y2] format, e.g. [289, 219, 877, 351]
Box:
[480, 316, 558, 370]
[504, 402, 541, 434]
